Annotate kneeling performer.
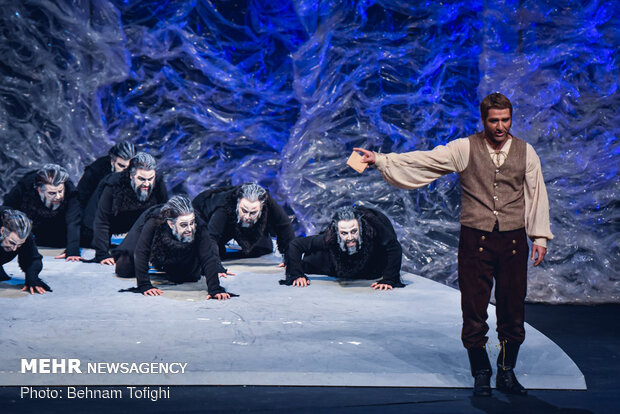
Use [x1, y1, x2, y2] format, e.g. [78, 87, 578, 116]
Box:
[281, 206, 404, 290]
[0, 208, 50, 294]
[114, 196, 230, 300]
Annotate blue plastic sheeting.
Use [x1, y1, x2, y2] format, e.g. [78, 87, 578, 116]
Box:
[0, 0, 617, 303]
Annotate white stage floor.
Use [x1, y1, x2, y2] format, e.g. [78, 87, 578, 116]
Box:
[0, 249, 586, 389]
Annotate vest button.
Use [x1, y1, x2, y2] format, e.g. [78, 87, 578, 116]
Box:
[479, 247, 484, 252]
[495, 169, 500, 174]
[493, 196, 498, 200]
[512, 240, 516, 244]
[493, 183, 498, 187]
[481, 236, 486, 241]
[493, 210, 498, 215]
[512, 250, 517, 255]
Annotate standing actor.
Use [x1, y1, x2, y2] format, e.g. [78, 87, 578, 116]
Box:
[91, 152, 168, 265]
[0, 208, 50, 294]
[113, 196, 230, 300]
[281, 206, 404, 290]
[354, 92, 553, 396]
[3, 164, 82, 261]
[192, 183, 295, 276]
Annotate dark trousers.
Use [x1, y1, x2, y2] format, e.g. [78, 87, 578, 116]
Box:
[458, 225, 528, 349]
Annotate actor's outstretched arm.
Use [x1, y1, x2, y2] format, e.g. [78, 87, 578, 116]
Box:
[198, 226, 230, 300]
[18, 236, 49, 294]
[354, 139, 469, 190]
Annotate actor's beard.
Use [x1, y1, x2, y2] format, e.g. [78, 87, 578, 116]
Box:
[41, 196, 61, 211]
[338, 238, 360, 255]
[131, 182, 153, 202]
[237, 215, 259, 228]
[172, 226, 194, 243]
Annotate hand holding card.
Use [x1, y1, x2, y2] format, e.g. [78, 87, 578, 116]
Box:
[347, 151, 368, 173]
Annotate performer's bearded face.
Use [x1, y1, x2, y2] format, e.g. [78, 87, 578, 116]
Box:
[337, 219, 360, 255]
[110, 156, 130, 173]
[37, 183, 65, 210]
[130, 168, 156, 202]
[482, 108, 512, 147]
[168, 213, 196, 243]
[237, 198, 262, 228]
[0, 228, 26, 252]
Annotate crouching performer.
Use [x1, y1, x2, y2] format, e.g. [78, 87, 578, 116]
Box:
[0, 208, 50, 294]
[192, 183, 295, 276]
[281, 206, 404, 290]
[3, 164, 82, 261]
[113, 196, 230, 300]
[91, 152, 168, 265]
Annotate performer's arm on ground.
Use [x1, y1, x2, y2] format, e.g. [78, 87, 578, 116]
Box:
[92, 186, 115, 264]
[133, 218, 161, 296]
[198, 226, 230, 300]
[207, 208, 231, 275]
[281, 235, 324, 287]
[18, 236, 49, 294]
[63, 192, 83, 260]
[267, 195, 296, 259]
[524, 144, 554, 266]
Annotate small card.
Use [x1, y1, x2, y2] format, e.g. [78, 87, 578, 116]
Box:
[346, 151, 368, 173]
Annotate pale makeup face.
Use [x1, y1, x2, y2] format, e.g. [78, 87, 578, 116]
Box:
[237, 198, 262, 227]
[130, 169, 156, 201]
[168, 213, 196, 243]
[111, 157, 130, 173]
[337, 219, 360, 255]
[483, 108, 512, 149]
[0, 228, 26, 252]
[37, 183, 65, 210]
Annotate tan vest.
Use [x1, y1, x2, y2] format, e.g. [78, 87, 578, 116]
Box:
[459, 132, 526, 232]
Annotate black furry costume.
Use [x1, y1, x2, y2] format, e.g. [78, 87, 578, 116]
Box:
[91, 171, 168, 262]
[113, 205, 225, 296]
[3, 171, 81, 256]
[0, 207, 49, 291]
[192, 186, 295, 272]
[282, 207, 404, 287]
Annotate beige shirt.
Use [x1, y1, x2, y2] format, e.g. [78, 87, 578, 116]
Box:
[374, 137, 554, 247]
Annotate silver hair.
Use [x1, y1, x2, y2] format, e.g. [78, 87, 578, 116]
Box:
[239, 183, 267, 203]
[160, 196, 194, 220]
[34, 164, 69, 189]
[1, 209, 32, 239]
[109, 141, 136, 161]
[129, 152, 157, 175]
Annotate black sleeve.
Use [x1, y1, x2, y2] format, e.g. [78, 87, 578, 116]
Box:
[77, 160, 104, 208]
[64, 191, 82, 257]
[134, 218, 158, 293]
[371, 214, 404, 288]
[2, 180, 24, 209]
[281, 235, 324, 285]
[18, 236, 49, 291]
[92, 186, 114, 262]
[206, 208, 229, 273]
[267, 196, 296, 256]
[197, 226, 226, 296]
[154, 176, 169, 203]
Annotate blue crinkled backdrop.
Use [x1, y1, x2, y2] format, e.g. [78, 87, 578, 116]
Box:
[0, 0, 617, 303]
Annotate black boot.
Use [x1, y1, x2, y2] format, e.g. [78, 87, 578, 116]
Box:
[467, 348, 492, 397]
[496, 342, 527, 395]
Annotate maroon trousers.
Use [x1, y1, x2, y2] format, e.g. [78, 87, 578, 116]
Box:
[458, 225, 528, 349]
